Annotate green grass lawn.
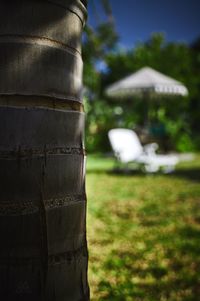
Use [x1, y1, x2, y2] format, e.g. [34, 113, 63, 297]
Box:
[86, 154, 200, 301]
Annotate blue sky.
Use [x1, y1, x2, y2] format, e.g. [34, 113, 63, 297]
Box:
[88, 0, 200, 49]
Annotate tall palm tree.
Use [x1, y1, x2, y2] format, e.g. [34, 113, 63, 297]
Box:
[0, 1, 89, 300]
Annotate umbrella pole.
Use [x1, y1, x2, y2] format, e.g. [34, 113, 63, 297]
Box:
[143, 90, 150, 127]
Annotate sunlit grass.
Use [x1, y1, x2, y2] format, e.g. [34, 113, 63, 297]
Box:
[86, 154, 200, 301]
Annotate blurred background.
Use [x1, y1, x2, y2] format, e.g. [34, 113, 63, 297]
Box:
[83, 1, 200, 300]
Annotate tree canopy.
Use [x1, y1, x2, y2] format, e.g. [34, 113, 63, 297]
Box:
[83, 3, 200, 153]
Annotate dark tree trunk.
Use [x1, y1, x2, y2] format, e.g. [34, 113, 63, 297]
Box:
[0, 1, 89, 300]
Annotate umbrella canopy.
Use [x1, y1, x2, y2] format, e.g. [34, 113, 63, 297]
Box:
[105, 67, 188, 98]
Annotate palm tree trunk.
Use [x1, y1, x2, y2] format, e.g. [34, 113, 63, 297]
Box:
[0, 1, 89, 300]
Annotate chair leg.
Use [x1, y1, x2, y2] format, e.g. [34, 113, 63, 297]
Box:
[144, 164, 159, 173]
[163, 165, 175, 173]
[113, 158, 122, 171]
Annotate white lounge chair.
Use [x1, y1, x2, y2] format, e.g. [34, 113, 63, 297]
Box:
[108, 128, 179, 173]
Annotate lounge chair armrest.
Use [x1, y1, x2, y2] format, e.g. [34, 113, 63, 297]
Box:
[143, 143, 159, 155]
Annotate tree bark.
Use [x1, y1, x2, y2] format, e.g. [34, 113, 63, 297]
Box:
[0, 1, 89, 300]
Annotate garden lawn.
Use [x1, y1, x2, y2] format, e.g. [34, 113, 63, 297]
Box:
[86, 154, 200, 301]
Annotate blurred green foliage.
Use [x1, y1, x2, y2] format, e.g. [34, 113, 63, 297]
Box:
[83, 7, 200, 153]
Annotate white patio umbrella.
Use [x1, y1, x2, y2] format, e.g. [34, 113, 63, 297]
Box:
[105, 66, 188, 98]
[105, 66, 188, 125]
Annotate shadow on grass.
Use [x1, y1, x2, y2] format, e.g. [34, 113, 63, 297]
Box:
[95, 224, 200, 301]
[92, 192, 200, 301]
[88, 155, 200, 300]
[170, 168, 200, 182]
[87, 166, 200, 182]
[87, 168, 145, 176]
